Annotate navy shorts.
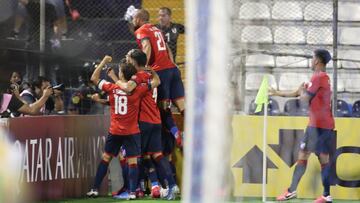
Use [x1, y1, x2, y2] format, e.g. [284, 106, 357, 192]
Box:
[300, 127, 335, 155]
[139, 122, 163, 154]
[156, 67, 185, 102]
[104, 133, 141, 158]
[161, 127, 175, 156]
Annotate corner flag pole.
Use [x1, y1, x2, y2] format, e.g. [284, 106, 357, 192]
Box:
[262, 94, 268, 203]
[254, 76, 269, 202]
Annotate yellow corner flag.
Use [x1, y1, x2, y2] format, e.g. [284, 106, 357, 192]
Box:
[255, 76, 269, 113]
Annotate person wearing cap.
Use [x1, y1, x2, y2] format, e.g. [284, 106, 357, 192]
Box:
[270, 49, 335, 203]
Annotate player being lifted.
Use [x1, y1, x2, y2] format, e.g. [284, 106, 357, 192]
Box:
[108, 49, 180, 200]
[86, 56, 147, 200]
[271, 49, 335, 203]
[131, 9, 185, 148]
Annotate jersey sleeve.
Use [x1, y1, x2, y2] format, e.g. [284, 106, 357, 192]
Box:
[306, 74, 322, 96]
[135, 28, 150, 41]
[177, 23, 185, 34]
[98, 79, 116, 93]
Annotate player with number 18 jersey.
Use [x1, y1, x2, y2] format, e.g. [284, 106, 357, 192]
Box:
[98, 79, 147, 135]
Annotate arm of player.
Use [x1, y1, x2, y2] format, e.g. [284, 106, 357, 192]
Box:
[91, 55, 112, 85]
[91, 93, 109, 105]
[141, 39, 152, 66]
[19, 87, 52, 115]
[269, 83, 303, 97]
[107, 68, 137, 93]
[148, 68, 161, 89]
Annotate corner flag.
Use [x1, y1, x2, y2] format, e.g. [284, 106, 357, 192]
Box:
[255, 76, 269, 113]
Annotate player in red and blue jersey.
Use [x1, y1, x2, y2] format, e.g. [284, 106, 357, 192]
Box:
[108, 49, 180, 200]
[87, 56, 147, 200]
[271, 49, 335, 203]
[132, 9, 184, 149]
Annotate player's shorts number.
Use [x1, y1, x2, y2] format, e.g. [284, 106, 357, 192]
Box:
[155, 31, 166, 51]
[114, 95, 128, 115]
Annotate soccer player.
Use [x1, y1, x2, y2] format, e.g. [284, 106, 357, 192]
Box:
[86, 56, 147, 200]
[108, 49, 180, 200]
[271, 49, 335, 203]
[131, 9, 184, 147]
[156, 7, 185, 63]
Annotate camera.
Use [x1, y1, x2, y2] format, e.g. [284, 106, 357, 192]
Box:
[52, 84, 65, 91]
[9, 83, 19, 91]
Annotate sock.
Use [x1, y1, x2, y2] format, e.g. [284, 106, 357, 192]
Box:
[120, 159, 129, 190]
[94, 160, 109, 189]
[128, 163, 139, 193]
[143, 158, 159, 186]
[170, 160, 177, 180]
[155, 155, 176, 188]
[161, 109, 180, 138]
[289, 160, 307, 192]
[321, 163, 331, 197]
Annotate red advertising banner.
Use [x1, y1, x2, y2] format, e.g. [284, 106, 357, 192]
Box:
[1, 115, 110, 202]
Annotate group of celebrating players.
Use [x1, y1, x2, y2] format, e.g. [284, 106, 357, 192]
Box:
[86, 8, 185, 200]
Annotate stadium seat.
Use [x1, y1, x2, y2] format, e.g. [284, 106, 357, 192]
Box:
[343, 74, 360, 92]
[245, 73, 277, 91]
[338, 50, 360, 69]
[339, 2, 360, 21]
[307, 27, 333, 45]
[304, 2, 332, 21]
[340, 28, 360, 45]
[335, 99, 352, 117]
[248, 98, 281, 116]
[278, 72, 309, 91]
[283, 99, 308, 116]
[274, 27, 305, 44]
[272, 2, 302, 20]
[246, 54, 274, 67]
[241, 26, 272, 43]
[239, 2, 270, 20]
[276, 56, 308, 68]
[352, 100, 360, 117]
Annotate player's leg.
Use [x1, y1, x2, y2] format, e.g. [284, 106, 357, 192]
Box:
[170, 67, 185, 117]
[157, 69, 183, 146]
[314, 129, 335, 203]
[123, 134, 141, 200]
[277, 127, 316, 201]
[87, 134, 119, 197]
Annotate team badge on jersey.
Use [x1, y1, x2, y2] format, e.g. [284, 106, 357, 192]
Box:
[137, 33, 141, 39]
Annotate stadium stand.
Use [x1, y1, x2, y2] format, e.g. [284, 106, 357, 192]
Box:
[278, 72, 309, 91]
[304, 2, 332, 21]
[339, 2, 360, 21]
[274, 26, 305, 44]
[245, 73, 277, 91]
[352, 100, 360, 117]
[283, 98, 308, 116]
[335, 99, 352, 117]
[248, 98, 281, 116]
[241, 26, 272, 43]
[239, 2, 270, 20]
[246, 54, 274, 67]
[307, 27, 333, 45]
[272, 2, 302, 20]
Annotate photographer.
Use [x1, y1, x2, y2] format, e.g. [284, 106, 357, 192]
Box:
[31, 76, 65, 115]
[0, 86, 52, 118]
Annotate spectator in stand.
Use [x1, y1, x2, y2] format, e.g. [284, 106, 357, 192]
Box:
[156, 7, 185, 63]
[9, 0, 69, 43]
[0, 85, 52, 117]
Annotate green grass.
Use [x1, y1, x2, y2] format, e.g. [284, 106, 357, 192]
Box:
[42, 197, 360, 203]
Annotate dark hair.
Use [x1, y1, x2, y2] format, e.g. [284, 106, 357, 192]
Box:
[32, 76, 50, 89]
[128, 49, 147, 67]
[159, 7, 172, 16]
[314, 49, 331, 65]
[136, 9, 150, 22]
[120, 63, 137, 81]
